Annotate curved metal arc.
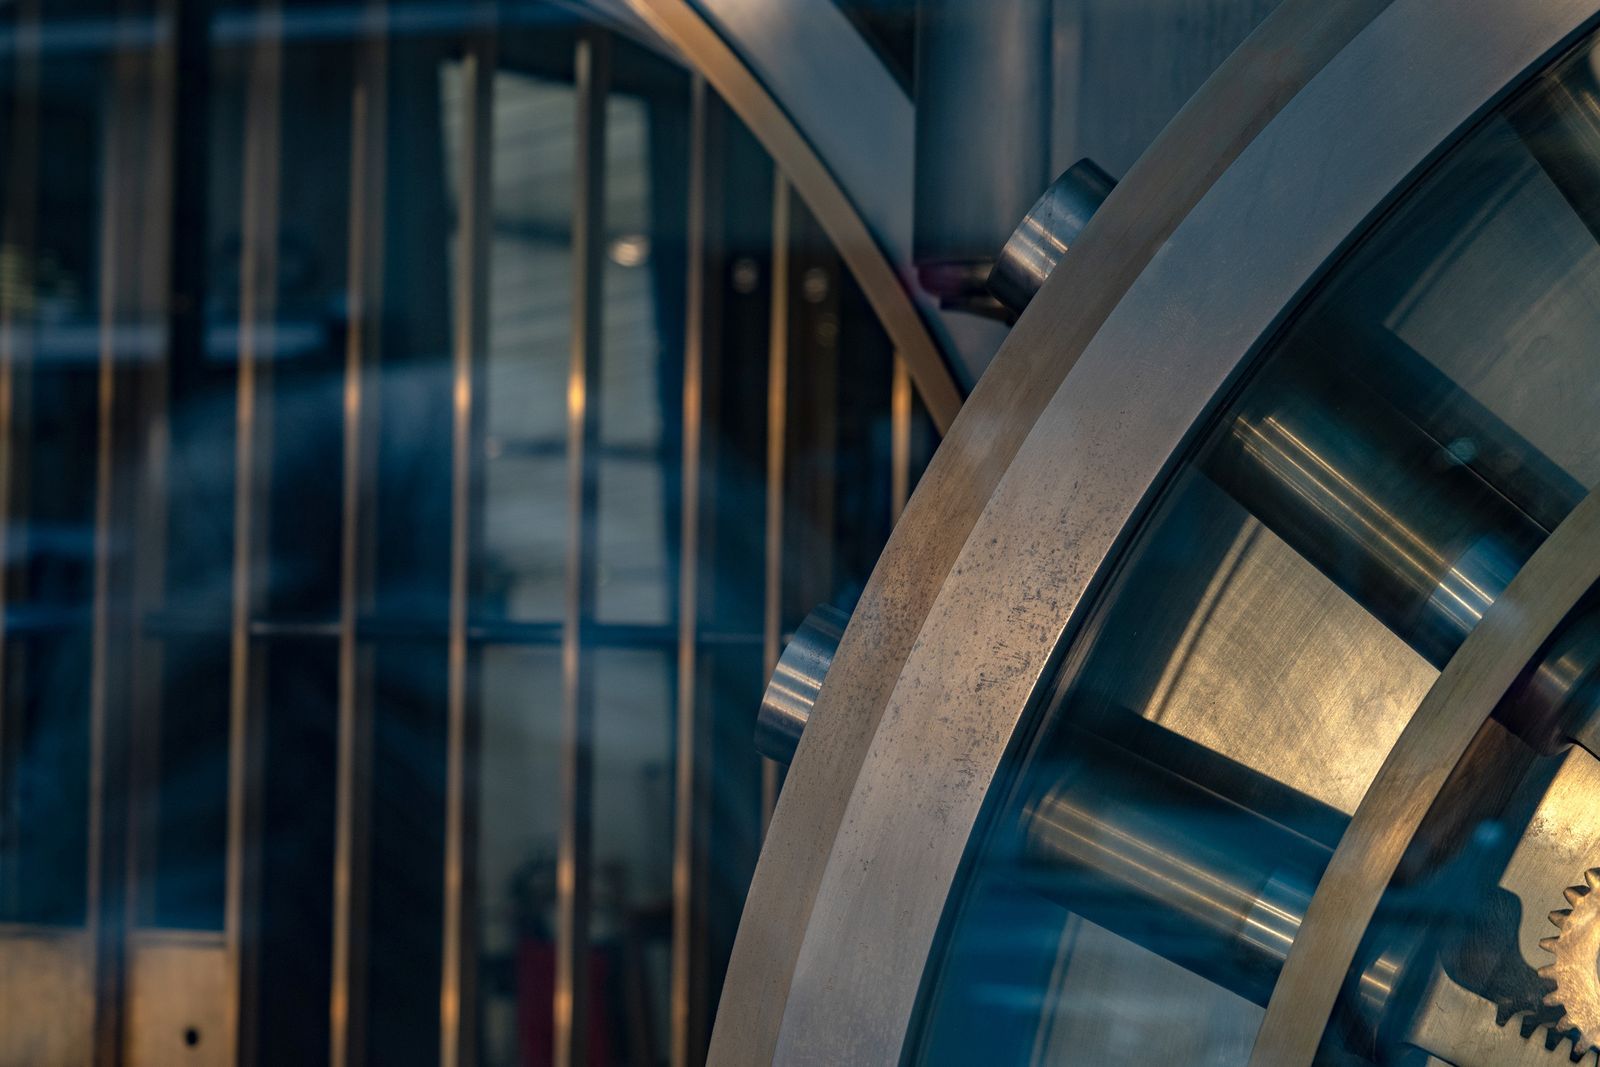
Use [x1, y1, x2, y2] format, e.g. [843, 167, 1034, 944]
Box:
[763, 0, 1600, 1062]
[706, 0, 1394, 1061]
[622, 0, 963, 431]
[691, 0, 916, 265]
[1249, 498, 1600, 1064]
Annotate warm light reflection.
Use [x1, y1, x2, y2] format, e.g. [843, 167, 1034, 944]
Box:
[566, 372, 585, 419]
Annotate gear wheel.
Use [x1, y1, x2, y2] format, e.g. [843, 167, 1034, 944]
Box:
[1506, 1015, 1600, 1065]
[1539, 868, 1600, 1056]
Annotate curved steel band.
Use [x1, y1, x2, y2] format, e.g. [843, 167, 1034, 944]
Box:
[624, 0, 970, 429]
[762, 1, 1600, 1064]
[1253, 491, 1600, 1064]
[706, 0, 1398, 1062]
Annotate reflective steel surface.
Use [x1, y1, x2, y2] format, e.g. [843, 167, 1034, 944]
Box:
[913, 7, 1600, 1066]
[988, 159, 1116, 316]
[712, 3, 1398, 1060]
[24, 1, 1600, 1064]
[754, 604, 847, 766]
[751, 2, 1600, 1065]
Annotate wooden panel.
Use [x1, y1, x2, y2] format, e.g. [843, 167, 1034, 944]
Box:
[0, 926, 93, 1067]
[124, 930, 232, 1067]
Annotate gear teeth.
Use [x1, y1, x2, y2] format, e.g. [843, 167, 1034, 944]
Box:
[1504, 1011, 1600, 1061]
[1540, 867, 1600, 1059]
[1561, 1036, 1600, 1067]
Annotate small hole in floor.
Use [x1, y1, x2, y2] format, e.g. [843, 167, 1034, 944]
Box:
[184, 1027, 200, 1047]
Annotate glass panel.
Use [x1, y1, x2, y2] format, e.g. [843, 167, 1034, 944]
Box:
[915, 28, 1600, 1067]
[476, 645, 562, 1067]
[0, 6, 114, 928]
[138, 7, 241, 933]
[359, 31, 458, 1063]
[595, 83, 681, 625]
[597, 456, 671, 623]
[156, 5, 238, 604]
[0, 4, 939, 1064]
[474, 66, 574, 626]
[591, 644, 674, 1063]
[481, 455, 566, 620]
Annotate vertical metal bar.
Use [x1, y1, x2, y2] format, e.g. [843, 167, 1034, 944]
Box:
[760, 173, 791, 834]
[671, 73, 709, 1067]
[441, 27, 494, 1067]
[330, 11, 387, 1067]
[89, 42, 131, 1067]
[227, 8, 284, 1063]
[557, 28, 608, 1067]
[90, 12, 172, 1053]
[891, 354, 912, 523]
[126, 0, 181, 946]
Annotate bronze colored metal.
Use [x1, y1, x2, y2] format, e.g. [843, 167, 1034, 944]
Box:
[890, 356, 912, 522]
[557, 30, 609, 1067]
[226, 10, 284, 1062]
[760, 173, 791, 835]
[441, 34, 494, 1067]
[330, 20, 387, 1067]
[1540, 869, 1600, 1053]
[672, 73, 712, 1067]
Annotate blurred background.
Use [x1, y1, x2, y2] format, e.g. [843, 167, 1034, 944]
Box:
[0, 0, 1281, 1064]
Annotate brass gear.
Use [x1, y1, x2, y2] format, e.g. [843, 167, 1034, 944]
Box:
[1509, 1017, 1600, 1065]
[1539, 868, 1600, 1055]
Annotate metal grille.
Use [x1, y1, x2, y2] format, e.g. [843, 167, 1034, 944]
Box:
[0, 3, 938, 1064]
